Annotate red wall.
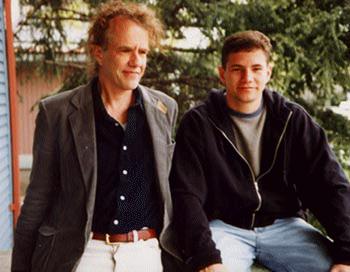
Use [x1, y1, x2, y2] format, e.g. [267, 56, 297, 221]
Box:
[16, 65, 64, 155]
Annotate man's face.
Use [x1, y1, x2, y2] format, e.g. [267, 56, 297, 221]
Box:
[218, 49, 272, 113]
[94, 16, 149, 92]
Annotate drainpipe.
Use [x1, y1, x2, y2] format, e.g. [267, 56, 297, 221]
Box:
[4, 0, 21, 226]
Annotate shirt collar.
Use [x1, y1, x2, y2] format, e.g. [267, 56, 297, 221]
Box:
[92, 78, 144, 121]
[226, 95, 264, 119]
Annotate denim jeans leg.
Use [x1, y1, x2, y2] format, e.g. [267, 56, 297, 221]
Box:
[210, 219, 256, 272]
[256, 217, 332, 272]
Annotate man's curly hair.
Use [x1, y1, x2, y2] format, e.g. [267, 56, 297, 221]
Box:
[87, 0, 164, 76]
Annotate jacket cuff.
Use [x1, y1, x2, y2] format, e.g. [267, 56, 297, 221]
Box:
[187, 250, 222, 271]
[332, 255, 350, 265]
[332, 244, 350, 265]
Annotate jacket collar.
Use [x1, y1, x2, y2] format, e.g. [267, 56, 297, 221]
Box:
[205, 89, 235, 142]
[68, 79, 97, 222]
[262, 88, 293, 123]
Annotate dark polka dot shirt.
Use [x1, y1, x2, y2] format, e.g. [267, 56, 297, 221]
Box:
[91, 78, 162, 234]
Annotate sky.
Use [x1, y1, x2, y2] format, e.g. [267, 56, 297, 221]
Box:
[11, 0, 20, 28]
[331, 94, 350, 120]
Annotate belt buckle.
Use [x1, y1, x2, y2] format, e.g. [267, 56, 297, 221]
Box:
[105, 234, 118, 245]
[132, 230, 138, 242]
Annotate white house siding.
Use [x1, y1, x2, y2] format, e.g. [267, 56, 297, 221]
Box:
[0, 0, 14, 250]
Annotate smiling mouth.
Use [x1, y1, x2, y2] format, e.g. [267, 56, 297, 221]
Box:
[124, 71, 139, 75]
[238, 87, 255, 90]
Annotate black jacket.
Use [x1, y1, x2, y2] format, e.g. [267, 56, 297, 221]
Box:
[170, 89, 350, 270]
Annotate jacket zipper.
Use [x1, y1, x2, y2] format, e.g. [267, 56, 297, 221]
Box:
[255, 111, 293, 183]
[209, 111, 292, 229]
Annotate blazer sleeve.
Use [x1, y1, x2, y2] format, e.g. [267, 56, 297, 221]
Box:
[12, 102, 60, 271]
[291, 108, 350, 264]
[170, 110, 222, 270]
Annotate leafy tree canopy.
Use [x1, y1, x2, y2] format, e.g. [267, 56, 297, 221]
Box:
[16, 0, 350, 174]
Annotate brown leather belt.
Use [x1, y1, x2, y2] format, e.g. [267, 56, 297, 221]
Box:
[92, 229, 157, 244]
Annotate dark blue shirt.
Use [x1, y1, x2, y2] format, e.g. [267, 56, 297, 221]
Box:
[91, 79, 162, 234]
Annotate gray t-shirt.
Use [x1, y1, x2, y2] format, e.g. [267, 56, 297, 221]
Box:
[228, 102, 266, 177]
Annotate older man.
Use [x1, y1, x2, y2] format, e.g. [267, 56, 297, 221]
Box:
[12, 1, 179, 271]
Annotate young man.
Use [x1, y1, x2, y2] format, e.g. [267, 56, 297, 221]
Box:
[12, 1, 179, 271]
[170, 30, 350, 272]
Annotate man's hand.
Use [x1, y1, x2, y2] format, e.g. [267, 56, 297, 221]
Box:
[330, 264, 350, 272]
[199, 263, 229, 272]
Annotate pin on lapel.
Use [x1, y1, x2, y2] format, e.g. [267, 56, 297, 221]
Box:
[156, 100, 168, 114]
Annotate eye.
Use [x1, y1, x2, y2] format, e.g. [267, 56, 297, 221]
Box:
[115, 46, 132, 53]
[230, 67, 241, 72]
[139, 49, 149, 56]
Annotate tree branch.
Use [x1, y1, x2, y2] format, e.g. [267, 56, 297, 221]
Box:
[43, 60, 86, 69]
[163, 45, 216, 53]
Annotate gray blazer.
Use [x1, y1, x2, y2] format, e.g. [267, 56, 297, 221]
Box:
[11, 80, 179, 271]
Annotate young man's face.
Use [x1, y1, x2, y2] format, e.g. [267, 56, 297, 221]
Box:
[94, 16, 149, 92]
[218, 49, 272, 113]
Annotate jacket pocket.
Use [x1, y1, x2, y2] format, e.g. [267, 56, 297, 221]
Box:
[31, 225, 57, 271]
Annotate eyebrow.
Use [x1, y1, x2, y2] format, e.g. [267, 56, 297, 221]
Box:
[114, 45, 149, 51]
[115, 46, 133, 51]
[229, 64, 264, 68]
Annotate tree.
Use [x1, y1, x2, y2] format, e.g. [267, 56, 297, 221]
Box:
[15, 0, 350, 175]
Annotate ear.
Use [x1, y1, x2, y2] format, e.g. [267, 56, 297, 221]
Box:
[91, 45, 104, 66]
[218, 66, 226, 85]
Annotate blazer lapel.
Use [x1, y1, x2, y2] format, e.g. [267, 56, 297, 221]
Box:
[140, 87, 171, 201]
[68, 82, 97, 212]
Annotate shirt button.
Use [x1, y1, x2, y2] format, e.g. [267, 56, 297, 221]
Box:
[122, 170, 128, 175]
[115, 123, 119, 127]
[120, 195, 126, 201]
[113, 219, 119, 225]
[123, 145, 127, 151]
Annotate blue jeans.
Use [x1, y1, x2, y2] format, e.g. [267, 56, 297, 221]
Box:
[209, 217, 332, 272]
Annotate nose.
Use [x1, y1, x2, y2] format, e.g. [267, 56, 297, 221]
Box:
[129, 50, 142, 67]
[242, 69, 253, 82]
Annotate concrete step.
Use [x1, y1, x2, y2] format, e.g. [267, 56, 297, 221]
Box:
[0, 250, 11, 272]
[0, 249, 270, 271]
[252, 264, 270, 271]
